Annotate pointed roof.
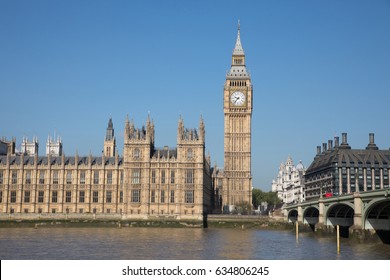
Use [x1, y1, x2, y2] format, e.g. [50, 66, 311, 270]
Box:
[105, 117, 114, 141]
[108, 118, 113, 129]
[227, 20, 249, 79]
[233, 20, 244, 55]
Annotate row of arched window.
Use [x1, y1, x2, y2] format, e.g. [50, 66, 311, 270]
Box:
[229, 81, 247, 87]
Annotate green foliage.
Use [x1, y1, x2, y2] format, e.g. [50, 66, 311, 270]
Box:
[252, 188, 281, 208]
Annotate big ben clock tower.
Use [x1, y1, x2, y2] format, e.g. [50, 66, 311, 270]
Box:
[222, 22, 253, 212]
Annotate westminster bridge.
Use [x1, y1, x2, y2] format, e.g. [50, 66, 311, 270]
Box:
[284, 189, 390, 239]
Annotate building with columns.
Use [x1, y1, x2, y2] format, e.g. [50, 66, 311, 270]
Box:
[304, 133, 390, 200]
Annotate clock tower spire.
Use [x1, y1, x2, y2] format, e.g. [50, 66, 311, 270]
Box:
[222, 22, 253, 213]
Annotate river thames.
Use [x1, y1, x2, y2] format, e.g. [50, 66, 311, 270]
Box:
[0, 227, 389, 259]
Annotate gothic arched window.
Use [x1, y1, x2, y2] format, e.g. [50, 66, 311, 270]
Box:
[134, 148, 141, 159]
[187, 148, 193, 160]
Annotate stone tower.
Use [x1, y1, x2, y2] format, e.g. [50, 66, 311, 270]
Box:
[21, 137, 39, 156]
[122, 114, 155, 214]
[46, 135, 63, 156]
[104, 118, 116, 157]
[222, 22, 253, 212]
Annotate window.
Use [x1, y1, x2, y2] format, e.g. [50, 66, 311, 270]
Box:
[119, 191, 123, 203]
[66, 171, 72, 184]
[170, 170, 175, 184]
[52, 209, 56, 213]
[25, 170, 31, 184]
[0, 190, 2, 203]
[161, 190, 165, 203]
[170, 190, 175, 203]
[151, 190, 155, 203]
[65, 191, 71, 203]
[185, 170, 194, 184]
[80, 171, 86, 184]
[79, 191, 85, 203]
[11, 171, 17, 184]
[38, 208, 42, 214]
[93, 171, 99, 184]
[10, 191, 16, 203]
[134, 148, 140, 158]
[0, 170, 3, 184]
[52, 191, 58, 203]
[106, 191, 112, 203]
[161, 170, 165, 184]
[91, 191, 97, 203]
[131, 190, 140, 203]
[53, 170, 59, 185]
[107, 171, 112, 185]
[120, 171, 123, 185]
[93, 208, 97, 214]
[187, 148, 193, 159]
[151, 170, 156, 184]
[38, 191, 44, 203]
[39, 171, 45, 184]
[79, 209, 83, 213]
[24, 191, 30, 203]
[185, 191, 194, 204]
[132, 169, 140, 184]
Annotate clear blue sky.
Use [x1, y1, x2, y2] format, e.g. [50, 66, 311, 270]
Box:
[1, 0, 389, 191]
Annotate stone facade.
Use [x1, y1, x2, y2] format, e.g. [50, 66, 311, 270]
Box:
[271, 156, 305, 204]
[0, 102, 214, 220]
[214, 23, 253, 213]
[0, 116, 212, 219]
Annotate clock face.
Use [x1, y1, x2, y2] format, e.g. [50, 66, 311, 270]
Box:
[230, 91, 246, 106]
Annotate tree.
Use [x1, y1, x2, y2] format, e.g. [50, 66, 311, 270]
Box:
[252, 188, 281, 208]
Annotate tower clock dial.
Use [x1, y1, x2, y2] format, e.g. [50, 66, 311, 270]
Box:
[230, 91, 246, 106]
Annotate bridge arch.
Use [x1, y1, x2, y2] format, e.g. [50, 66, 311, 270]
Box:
[287, 209, 298, 223]
[325, 203, 354, 227]
[364, 198, 390, 231]
[303, 206, 319, 225]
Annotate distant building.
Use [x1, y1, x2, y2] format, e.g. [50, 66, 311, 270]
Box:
[103, 118, 116, 157]
[0, 138, 15, 156]
[46, 135, 63, 156]
[304, 133, 390, 200]
[271, 156, 305, 204]
[21, 137, 39, 156]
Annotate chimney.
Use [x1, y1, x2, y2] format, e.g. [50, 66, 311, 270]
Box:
[342, 133, 348, 145]
[316, 146, 321, 155]
[328, 140, 333, 151]
[340, 132, 351, 149]
[369, 133, 374, 144]
[334, 136, 339, 148]
[322, 143, 327, 153]
[366, 133, 378, 150]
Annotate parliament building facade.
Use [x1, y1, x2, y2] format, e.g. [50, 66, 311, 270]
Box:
[0, 25, 254, 219]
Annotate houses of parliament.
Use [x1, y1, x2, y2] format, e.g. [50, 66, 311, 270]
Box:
[0, 25, 253, 219]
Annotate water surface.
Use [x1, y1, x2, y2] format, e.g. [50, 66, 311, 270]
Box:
[0, 227, 389, 259]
